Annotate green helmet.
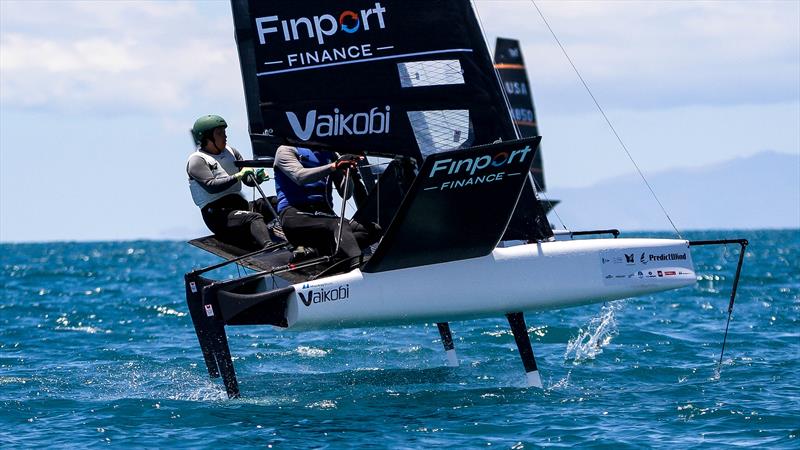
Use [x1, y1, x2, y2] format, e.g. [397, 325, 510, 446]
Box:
[192, 115, 227, 145]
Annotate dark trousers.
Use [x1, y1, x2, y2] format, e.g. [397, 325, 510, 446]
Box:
[280, 205, 381, 259]
[201, 194, 276, 248]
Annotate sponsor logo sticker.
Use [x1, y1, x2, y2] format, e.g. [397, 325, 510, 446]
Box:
[648, 252, 688, 262]
[298, 284, 350, 307]
[254, 2, 395, 72]
[425, 145, 532, 192]
[255, 3, 387, 47]
[287, 106, 390, 140]
[601, 247, 694, 286]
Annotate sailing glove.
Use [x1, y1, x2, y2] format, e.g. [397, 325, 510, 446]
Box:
[235, 167, 255, 180]
[255, 168, 270, 183]
[332, 154, 361, 172]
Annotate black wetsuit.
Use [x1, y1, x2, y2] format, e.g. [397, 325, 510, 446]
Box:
[274, 146, 380, 259]
[200, 196, 275, 249]
[187, 147, 275, 249]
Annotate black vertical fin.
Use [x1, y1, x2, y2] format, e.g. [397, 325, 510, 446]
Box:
[506, 312, 543, 388]
[202, 285, 240, 399]
[185, 273, 220, 378]
[436, 322, 459, 367]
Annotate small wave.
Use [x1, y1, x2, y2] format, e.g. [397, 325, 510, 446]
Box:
[548, 370, 572, 391]
[482, 325, 546, 338]
[167, 383, 229, 402]
[397, 345, 421, 353]
[306, 399, 337, 409]
[0, 376, 30, 384]
[151, 305, 187, 317]
[55, 325, 110, 334]
[564, 301, 623, 363]
[296, 346, 329, 358]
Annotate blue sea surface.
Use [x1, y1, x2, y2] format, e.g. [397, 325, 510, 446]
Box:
[1, 229, 798, 448]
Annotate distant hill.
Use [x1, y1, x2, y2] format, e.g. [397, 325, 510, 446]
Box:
[546, 151, 800, 231]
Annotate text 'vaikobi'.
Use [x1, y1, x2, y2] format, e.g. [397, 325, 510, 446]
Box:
[286, 106, 390, 141]
[297, 284, 350, 307]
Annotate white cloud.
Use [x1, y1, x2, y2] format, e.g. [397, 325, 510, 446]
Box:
[0, 0, 797, 117]
[475, 0, 800, 111]
[1, 33, 146, 76]
[0, 0, 240, 116]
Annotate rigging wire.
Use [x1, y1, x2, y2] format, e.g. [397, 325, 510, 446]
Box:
[529, 0, 683, 239]
[472, 0, 569, 232]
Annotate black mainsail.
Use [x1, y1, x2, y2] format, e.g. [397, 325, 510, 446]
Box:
[231, 0, 552, 243]
[232, 0, 515, 159]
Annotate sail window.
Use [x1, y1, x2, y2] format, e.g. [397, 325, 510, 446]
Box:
[397, 60, 465, 88]
[407, 110, 471, 158]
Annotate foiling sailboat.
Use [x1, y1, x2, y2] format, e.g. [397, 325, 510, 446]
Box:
[185, 0, 747, 398]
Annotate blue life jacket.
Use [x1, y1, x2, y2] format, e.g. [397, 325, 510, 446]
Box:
[275, 147, 335, 213]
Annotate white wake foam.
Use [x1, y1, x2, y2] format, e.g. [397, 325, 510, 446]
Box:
[564, 301, 624, 363]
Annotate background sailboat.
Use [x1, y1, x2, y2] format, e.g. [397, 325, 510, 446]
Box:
[494, 37, 559, 214]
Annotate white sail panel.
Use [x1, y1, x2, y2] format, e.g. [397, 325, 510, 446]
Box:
[397, 60, 465, 88]
[407, 110, 470, 157]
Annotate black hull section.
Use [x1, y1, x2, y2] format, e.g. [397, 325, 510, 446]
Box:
[185, 271, 294, 398]
[213, 284, 292, 327]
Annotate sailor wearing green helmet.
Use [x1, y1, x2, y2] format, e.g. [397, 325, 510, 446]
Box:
[186, 115, 275, 248]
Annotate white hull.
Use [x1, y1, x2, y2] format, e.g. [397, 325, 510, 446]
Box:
[284, 238, 696, 330]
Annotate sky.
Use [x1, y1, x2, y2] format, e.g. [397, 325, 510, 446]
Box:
[1, 0, 798, 242]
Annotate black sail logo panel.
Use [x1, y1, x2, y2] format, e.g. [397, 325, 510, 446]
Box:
[494, 37, 546, 191]
[231, 0, 516, 160]
[362, 138, 541, 273]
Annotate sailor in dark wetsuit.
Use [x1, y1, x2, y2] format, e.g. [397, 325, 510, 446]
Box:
[273, 145, 381, 260]
[186, 115, 275, 248]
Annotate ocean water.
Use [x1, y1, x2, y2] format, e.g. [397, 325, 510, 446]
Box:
[1, 229, 798, 448]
